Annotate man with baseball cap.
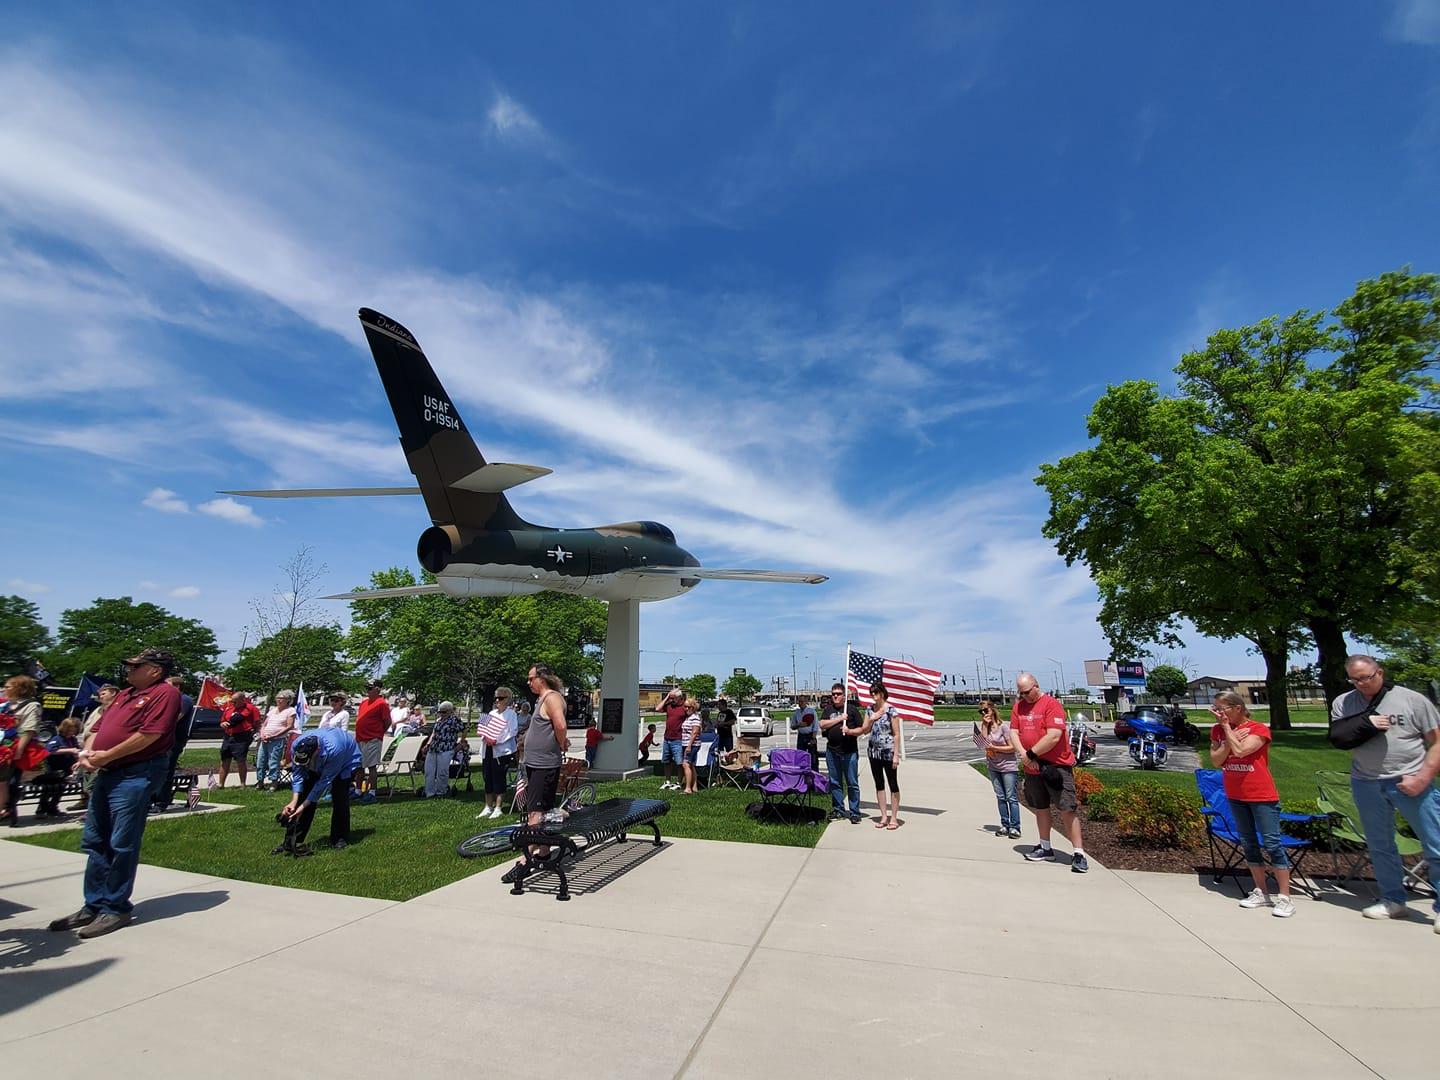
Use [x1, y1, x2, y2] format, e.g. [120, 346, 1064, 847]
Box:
[49, 647, 182, 938]
[275, 724, 361, 856]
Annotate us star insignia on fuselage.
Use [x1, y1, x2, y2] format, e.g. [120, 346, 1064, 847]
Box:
[222, 307, 828, 604]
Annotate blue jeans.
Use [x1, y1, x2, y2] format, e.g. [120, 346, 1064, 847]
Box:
[256, 737, 287, 784]
[1352, 775, 1440, 911]
[82, 758, 165, 915]
[1228, 799, 1287, 868]
[990, 769, 1020, 831]
[826, 747, 860, 816]
[661, 739, 684, 765]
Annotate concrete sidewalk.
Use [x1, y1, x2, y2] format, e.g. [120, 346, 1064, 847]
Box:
[2, 760, 1434, 1078]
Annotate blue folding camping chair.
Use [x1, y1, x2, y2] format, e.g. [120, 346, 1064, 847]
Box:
[1194, 769, 1321, 897]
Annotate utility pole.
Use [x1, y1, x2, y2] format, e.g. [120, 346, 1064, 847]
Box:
[1046, 657, 1068, 698]
[791, 644, 798, 699]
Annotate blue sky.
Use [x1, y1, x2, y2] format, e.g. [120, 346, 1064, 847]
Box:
[2, 2, 1438, 692]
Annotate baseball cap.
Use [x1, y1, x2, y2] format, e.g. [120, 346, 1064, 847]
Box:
[123, 647, 176, 671]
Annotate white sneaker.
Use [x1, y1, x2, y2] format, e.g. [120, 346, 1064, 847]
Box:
[1361, 900, 1406, 920]
[1271, 896, 1295, 918]
[1239, 888, 1271, 909]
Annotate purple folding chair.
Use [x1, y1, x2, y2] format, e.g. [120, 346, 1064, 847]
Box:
[751, 747, 830, 822]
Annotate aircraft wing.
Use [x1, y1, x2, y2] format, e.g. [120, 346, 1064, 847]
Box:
[322, 585, 444, 600]
[222, 487, 421, 498]
[619, 566, 828, 585]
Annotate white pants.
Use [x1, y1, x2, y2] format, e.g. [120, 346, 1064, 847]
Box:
[423, 751, 451, 797]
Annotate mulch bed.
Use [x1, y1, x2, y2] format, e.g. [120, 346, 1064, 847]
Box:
[1077, 814, 1375, 881]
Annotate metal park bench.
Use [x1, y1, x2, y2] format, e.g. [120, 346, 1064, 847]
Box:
[501, 797, 669, 901]
[16, 769, 198, 805]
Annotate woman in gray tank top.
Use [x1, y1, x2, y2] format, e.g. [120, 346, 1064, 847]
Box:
[514, 664, 569, 874]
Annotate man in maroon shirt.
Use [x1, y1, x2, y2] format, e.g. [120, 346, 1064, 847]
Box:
[659, 688, 688, 791]
[49, 647, 181, 938]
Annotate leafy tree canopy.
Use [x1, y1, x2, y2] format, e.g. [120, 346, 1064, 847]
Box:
[47, 597, 220, 684]
[1038, 270, 1440, 715]
[345, 568, 607, 704]
[227, 623, 365, 696]
[681, 672, 717, 700]
[1145, 664, 1188, 702]
[721, 671, 764, 702]
[0, 595, 52, 676]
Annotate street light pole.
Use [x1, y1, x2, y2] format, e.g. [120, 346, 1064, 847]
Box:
[1046, 657, 1067, 698]
[672, 657, 683, 682]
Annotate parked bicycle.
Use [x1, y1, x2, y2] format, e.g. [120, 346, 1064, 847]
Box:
[457, 764, 597, 858]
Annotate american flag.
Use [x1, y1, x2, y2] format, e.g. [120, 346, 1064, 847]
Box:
[476, 710, 508, 743]
[294, 683, 309, 732]
[187, 782, 201, 810]
[846, 650, 942, 725]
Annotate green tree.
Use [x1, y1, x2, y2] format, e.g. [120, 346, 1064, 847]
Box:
[0, 595, 52, 675]
[227, 624, 364, 695]
[721, 671, 764, 702]
[1039, 270, 1440, 718]
[1145, 664, 1188, 702]
[47, 597, 220, 683]
[681, 672, 717, 700]
[1374, 620, 1440, 701]
[345, 568, 606, 704]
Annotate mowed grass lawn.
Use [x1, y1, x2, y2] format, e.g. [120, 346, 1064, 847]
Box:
[14, 768, 824, 902]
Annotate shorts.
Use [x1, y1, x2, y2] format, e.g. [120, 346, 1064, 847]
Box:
[661, 738, 685, 765]
[684, 744, 699, 764]
[219, 734, 253, 761]
[359, 739, 384, 768]
[1023, 765, 1078, 813]
[524, 765, 560, 813]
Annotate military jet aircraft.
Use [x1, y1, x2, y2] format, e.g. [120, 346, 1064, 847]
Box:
[225, 308, 828, 603]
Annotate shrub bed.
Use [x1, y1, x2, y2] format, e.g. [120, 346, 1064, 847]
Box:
[1111, 781, 1203, 848]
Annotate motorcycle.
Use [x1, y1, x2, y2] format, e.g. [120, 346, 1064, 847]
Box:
[1127, 714, 1172, 769]
[1068, 712, 1098, 766]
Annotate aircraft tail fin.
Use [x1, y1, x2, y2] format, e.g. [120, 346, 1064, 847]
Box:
[358, 308, 528, 529]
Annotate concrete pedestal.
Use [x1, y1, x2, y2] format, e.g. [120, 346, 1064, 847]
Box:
[589, 598, 642, 781]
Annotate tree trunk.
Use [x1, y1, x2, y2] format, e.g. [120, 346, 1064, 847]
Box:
[1308, 617, 1351, 706]
[1259, 642, 1291, 731]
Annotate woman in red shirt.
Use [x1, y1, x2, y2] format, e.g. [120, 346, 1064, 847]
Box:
[1210, 691, 1293, 918]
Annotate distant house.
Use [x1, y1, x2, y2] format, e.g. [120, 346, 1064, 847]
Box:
[1186, 676, 1267, 705]
[638, 682, 672, 711]
[1185, 675, 1324, 706]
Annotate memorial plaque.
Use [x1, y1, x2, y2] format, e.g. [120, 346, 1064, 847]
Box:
[601, 696, 625, 735]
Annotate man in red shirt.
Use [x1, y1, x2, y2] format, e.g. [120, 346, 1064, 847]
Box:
[1011, 672, 1088, 873]
[218, 690, 261, 789]
[354, 680, 391, 803]
[49, 647, 181, 938]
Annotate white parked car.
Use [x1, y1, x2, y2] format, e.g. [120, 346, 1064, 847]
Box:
[735, 705, 773, 737]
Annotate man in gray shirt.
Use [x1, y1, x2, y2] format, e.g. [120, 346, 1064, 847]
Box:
[1333, 654, 1440, 930]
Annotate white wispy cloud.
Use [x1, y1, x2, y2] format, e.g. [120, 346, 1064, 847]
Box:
[142, 487, 189, 513]
[487, 91, 545, 139]
[169, 585, 201, 598]
[0, 42, 1104, 670]
[7, 578, 50, 594]
[1390, 0, 1440, 44]
[197, 497, 265, 527]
